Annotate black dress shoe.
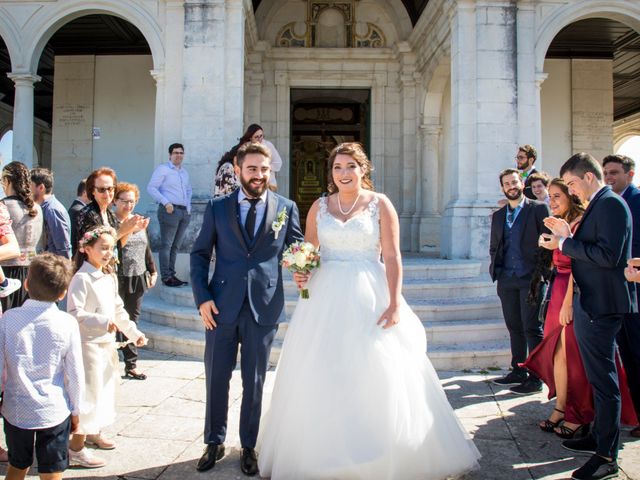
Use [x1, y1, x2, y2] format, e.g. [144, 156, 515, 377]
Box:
[562, 435, 597, 455]
[492, 371, 528, 386]
[162, 277, 180, 287]
[509, 378, 543, 395]
[571, 454, 618, 480]
[172, 276, 188, 286]
[240, 447, 259, 476]
[196, 443, 225, 472]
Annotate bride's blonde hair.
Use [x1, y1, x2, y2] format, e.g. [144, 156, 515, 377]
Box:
[327, 142, 375, 194]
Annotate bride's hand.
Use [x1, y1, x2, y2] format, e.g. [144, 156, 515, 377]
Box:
[293, 272, 310, 289]
[377, 305, 401, 329]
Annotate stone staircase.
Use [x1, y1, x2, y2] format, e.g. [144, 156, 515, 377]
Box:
[139, 257, 511, 370]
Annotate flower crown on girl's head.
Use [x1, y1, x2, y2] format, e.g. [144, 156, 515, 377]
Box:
[78, 226, 117, 252]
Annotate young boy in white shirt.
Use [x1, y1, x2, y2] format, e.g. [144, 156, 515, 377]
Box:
[0, 253, 84, 480]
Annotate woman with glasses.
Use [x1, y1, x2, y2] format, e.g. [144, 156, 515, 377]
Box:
[75, 167, 143, 255]
[113, 182, 156, 380]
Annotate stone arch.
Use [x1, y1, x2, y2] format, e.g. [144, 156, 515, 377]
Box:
[615, 131, 640, 152]
[422, 60, 450, 124]
[535, 1, 640, 72]
[255, 0, 412, 43]
[0, 8, 22, 70]
[23, 0, 165, 73]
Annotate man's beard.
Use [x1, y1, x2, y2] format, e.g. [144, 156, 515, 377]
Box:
[504, 188, 523, 201]
[240, 175, 268, 197]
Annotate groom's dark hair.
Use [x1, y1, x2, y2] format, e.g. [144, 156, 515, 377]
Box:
[560, 152, 603, 181]
[236, 142, 271, 167]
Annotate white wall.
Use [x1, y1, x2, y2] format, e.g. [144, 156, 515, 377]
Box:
[540, 58, 614, 178]
[540, 58, 572, 177]
[92, 55, 155, 211]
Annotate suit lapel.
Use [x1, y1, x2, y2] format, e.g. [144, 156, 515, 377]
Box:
[494, 206, 507, 249]
[225, 190, 249, 250]
[573, 186, 609, 237]
[251, 191, 278, 250]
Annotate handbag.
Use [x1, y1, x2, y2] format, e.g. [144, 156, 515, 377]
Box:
[143, 271, 153, 289]
[537, 273, 555, 324]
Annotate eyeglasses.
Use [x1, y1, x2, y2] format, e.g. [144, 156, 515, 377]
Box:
[95, 186, 115, 194]
[515, 155, 528, 160]
[116, 199, 136, 205]
[252, 135, 264, 141]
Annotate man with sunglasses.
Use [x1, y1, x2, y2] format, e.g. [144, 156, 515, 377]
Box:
[30, 168, 72, 259]
[147, 143, 192, 287]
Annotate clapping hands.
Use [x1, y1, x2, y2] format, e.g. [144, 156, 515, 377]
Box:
[543, 217, 571, 237]
[625, 258, 640, 283]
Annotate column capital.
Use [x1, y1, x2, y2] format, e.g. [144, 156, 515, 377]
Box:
[535, 72, 548, 89]
[150, 69, 165, 86]
[7, 72, 41, 86]
[419, 124, 442, 137]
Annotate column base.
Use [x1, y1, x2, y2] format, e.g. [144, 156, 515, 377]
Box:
[441, 199, 496, 259]
[417, 213, 441, 255]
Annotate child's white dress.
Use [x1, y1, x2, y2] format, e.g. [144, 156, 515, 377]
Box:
[68, 261, 143, 434]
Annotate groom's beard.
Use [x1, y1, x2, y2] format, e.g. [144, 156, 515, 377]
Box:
[240, 175, 268, 198]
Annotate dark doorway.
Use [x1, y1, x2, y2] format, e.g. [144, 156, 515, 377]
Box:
[290, 88, 370, 227]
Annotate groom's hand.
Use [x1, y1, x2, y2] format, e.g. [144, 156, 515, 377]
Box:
[199, 300, 219, 330]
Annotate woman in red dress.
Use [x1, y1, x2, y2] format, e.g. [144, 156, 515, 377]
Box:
[525, 178, 637, 438]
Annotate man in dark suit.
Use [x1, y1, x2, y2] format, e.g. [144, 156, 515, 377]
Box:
[190, 142, 304, 476]
[516, 144, 539, 200]
[542, 153, 632, 480]
[603, 154, 640, 439]
[490, 168, 550, 395]
[68, 179, 88, 257]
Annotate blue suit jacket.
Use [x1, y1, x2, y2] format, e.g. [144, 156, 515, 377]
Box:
[622, 183, 640, 258]
[190, 190, 304, 325]
[562, 186, 632, 316]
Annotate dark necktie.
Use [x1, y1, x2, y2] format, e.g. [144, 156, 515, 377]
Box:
[507, 208, 516, 228]
[245, 198, 260, 240]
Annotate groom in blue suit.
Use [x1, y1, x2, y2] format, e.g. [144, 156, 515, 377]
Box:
[190, 142, 303, 476]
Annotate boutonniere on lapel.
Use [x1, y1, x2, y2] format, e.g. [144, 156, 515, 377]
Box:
[272, 207, 288, 239]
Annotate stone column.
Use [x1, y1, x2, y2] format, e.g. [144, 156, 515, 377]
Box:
[418, 124, 442, 252]
[275, 70, 289, 198]
[516, 0, 536, 146]
[534, 72, 548, 160]
[181, 0, 245, 199]
[397, 43, 418, 251]
[8, 73, 40, 168]
[150, 69, 165, 166]
[442, 0, 517, 259]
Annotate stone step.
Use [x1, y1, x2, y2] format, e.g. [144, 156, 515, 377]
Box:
[151, 276, 496, 307]
[427, 340, 511, 370]
[141, 295, 503, 334]
[139, 320, 510, 371]
[141, 296, 505, 345]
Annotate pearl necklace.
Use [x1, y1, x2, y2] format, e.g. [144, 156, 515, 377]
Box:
[337, 191, 361, 215]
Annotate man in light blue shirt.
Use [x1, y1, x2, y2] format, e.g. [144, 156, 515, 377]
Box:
[31, 168, 72, 259]
[147, 143, 192, 286]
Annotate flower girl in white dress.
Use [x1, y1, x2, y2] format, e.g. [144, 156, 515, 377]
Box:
[258, 143, 480, 479]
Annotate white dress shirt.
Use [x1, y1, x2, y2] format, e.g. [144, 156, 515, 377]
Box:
[147, 161, 193, 213]
[0, 300, 84, 429]
[238, 189, 268, 238]
[263, 139, 282, 187]
[67, 262, 143, 343]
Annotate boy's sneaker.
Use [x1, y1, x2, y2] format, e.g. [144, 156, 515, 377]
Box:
[0, 278, 21, 298]
[69, 447, 106, 468]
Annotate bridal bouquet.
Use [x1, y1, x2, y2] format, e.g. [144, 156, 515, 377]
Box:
[281, 241, 320, 299]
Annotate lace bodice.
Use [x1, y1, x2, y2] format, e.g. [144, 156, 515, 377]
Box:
[317, 196, 381, 262]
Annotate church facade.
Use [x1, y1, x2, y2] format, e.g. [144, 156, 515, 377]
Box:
[0, 0, 639, 258]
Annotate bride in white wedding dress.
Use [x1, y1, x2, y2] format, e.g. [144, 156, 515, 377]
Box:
[257, 143, 480, 480]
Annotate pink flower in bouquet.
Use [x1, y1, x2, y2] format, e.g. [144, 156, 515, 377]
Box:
[281, 241, 320, 298]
